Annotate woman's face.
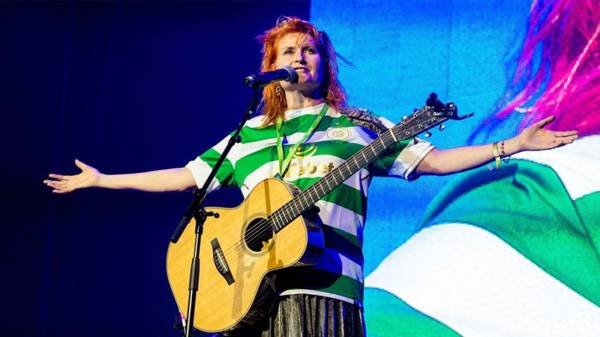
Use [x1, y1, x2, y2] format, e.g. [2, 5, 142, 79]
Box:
[273, 32, 323, 94]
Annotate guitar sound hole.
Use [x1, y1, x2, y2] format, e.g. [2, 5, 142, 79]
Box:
[245, 217, 274, 253]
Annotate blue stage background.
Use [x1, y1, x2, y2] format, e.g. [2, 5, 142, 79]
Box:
[310, 0, 529, 275]
[2, 1, 529, 336]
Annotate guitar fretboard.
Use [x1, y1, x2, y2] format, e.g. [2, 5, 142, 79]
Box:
[268, 111, 432, 232]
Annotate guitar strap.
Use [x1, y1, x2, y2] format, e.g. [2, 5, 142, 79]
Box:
[275, 104, 329, 177]
[338, 106, 388, 135]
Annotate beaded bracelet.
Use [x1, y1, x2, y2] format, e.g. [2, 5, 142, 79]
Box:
[492, 142, 501, 169]
[489, 140, 511, 171]
[499, 139, 511, 164]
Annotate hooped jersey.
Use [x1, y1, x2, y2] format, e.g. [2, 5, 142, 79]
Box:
[186, 103, 433, 303]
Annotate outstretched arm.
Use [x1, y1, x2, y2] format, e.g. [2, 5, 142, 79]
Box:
[416, 116, 578, 176]
[44, 159, 196, 193]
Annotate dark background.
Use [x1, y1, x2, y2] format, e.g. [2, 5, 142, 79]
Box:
[1, 1, 309, 336]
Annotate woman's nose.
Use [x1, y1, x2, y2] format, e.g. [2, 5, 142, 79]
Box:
[294, 51, 306, 63]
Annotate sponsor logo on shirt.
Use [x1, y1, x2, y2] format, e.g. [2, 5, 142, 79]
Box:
[284, 161, 335, 179]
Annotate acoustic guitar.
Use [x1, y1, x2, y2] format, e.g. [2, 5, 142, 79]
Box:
[166, 94, 465, 333]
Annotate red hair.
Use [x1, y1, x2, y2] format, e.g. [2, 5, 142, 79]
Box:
[257, 16, 347, 125]
[492, 0, 600, 137]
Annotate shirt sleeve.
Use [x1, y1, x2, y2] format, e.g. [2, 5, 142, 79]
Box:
[369, 116, 435, 180]
[185, 134, 236, 192]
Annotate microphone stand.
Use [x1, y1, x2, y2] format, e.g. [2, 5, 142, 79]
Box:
[170, 88, 262, 337]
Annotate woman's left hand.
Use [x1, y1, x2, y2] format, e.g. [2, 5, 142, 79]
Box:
[516, 115, 578, 151]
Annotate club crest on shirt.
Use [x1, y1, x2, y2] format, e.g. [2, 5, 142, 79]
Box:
[326, 128, 351, 140]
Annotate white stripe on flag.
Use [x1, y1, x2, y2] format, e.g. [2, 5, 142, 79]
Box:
[366, 223, 600, 337]
[514, 135, 600, 199]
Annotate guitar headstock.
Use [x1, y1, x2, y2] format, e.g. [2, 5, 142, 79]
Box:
[425, 92, 472, 120]
[393, 92, 473, 141]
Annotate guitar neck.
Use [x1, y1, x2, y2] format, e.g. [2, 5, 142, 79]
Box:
[270, 106, 445, 232]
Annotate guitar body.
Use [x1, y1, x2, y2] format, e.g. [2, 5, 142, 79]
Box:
[166, 178, 325, 333]
[165, 95, 462, 333]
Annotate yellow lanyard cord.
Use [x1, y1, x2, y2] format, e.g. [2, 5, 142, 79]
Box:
[275, 104, 329, 177]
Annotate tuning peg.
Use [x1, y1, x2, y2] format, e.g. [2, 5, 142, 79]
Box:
[424, 131, 432, 138]
[438, 124, 446, 131]
[413, 108, 418, 112]
[402, 115, 408, 120]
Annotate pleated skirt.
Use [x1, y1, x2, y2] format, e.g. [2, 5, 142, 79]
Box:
[222, 294, 365, 337]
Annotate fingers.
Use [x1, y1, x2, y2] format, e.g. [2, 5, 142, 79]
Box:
[560, 134, 578, 144]
[48, 173, 70, 180]
[553, 130, 578, 137]
[549, 134, 578, 148]
[554, 130, 578, 145]
[43, 179, 74, 193]
[44, 179, 68, 188]
[44, 172, 81, 193]
[74, 159, 89, 170]
[535, 115, 555, 129]
[45, 160, 92, 194]
[51, 185, 74, 194]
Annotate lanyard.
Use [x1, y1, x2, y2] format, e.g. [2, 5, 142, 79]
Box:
[276, 104, 329, 177]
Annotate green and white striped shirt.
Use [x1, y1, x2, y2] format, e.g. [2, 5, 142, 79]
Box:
[186, 103, 433, 303]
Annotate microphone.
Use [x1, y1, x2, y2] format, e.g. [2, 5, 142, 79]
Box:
[243, 66, 298, 88]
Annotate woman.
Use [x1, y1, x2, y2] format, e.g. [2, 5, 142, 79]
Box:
[364, 1, 600, 336]
[45, 16, 577, 337]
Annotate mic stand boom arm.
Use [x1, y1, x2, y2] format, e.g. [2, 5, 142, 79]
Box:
[170, 88, 262, 337]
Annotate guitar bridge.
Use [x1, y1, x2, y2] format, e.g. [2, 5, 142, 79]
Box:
[211, 239, 234, 285]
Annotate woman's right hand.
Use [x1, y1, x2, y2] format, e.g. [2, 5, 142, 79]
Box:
[44, 159, 101, 193]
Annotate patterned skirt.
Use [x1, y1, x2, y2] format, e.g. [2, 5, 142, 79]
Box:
[221, 294, 365, 337]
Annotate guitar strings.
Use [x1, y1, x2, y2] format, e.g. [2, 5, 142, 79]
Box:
[219, 108, 431, 257]
[225, 108, 430, 257]
[174, 112, 434, 312]
[223, 194, 306, 255]
[219, 128, 402, 257]
[217, 182, 316, 256]
[171, 113, 436, 320]
[236, 123, 405, 250]
[223, 154, 354, 255]
[230, 109, 428, 253]
[220, 148, 381, 257]
[181, 146, 384, 305]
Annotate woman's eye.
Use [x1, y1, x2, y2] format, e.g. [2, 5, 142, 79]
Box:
[283, 49, 294, 55]
[305, 48, 317, 54]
